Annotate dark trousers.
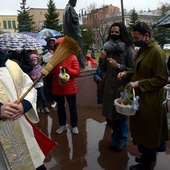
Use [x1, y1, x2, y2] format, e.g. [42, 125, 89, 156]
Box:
[138, 141, 166, 162]
[53, 94, 78, 127]
[36, 86, 47, 108]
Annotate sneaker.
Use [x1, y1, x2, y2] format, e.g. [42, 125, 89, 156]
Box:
[56, 125, 67, 134]
[41, 108, 44, 113]
[37, 107, 40, 113]
[51, 101, 57, 108]
[44, 107, 50, 113]
[71, 127, 79, 135]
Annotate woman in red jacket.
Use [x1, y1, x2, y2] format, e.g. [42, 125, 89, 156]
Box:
[50, 37, 80, 135]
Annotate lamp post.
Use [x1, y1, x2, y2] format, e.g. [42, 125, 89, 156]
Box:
[78, 8, 87, 25]
[120, 0, 125, 24]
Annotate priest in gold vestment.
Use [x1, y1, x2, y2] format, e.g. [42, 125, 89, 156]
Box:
[0, 49, 48, 170]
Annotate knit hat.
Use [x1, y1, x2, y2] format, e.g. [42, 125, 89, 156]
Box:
[30, 54, 39, 61]
[48, 37, 56, 42]
[132, 22, 151, 34]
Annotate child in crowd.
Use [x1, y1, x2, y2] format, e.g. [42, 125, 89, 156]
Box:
[30, 54, 50, 113]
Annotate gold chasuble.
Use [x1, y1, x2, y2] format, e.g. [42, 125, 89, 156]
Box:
[0, 60, 45, 170]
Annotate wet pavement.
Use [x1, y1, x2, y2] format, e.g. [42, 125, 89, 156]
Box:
[36, 104, 170, 170]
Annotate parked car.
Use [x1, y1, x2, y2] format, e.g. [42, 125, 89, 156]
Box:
[163, 44, 170, 50]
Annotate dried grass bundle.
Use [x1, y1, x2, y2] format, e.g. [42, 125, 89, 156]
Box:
[17, 36, 80, 104]
[41, 36, 81, 76]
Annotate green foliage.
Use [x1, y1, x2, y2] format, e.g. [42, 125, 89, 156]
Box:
[124, 100, 132, 105]
[127, 9, 139, 33]
[153, 2, 170, 46]
[128, 93, 133, 99]
[118, 85, 133, 100]
[153, 27, 170, 46]
[17, 0, 36, 32]
[80, 25, 93, 54]
[44, 0, 62, 31]
[118, 85, 125, 92]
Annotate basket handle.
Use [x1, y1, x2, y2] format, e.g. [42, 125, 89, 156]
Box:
[123, 84, 135, 100]
[132, 88, 135, 99]
[125, 83, 139, 111]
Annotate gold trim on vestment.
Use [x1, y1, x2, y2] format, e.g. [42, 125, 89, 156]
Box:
[0, 119, 35, 170]
[0, 60, 35, 169]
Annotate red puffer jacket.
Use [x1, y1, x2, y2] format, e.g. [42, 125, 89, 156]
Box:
[50, 55, 80, 95]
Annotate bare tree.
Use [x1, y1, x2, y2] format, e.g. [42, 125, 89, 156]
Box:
[86, 3, 97, 12]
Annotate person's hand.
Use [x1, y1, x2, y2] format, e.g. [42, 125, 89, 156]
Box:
[117, 71, 127, 80]
[168, 76, 170, 82]
[31, 76, 37, 81]
[59, 76, 69, 85]
[0, 101, 24, 120]
[129, 81, 139, 88]
[49, 50, 54, 54]
[107, 58, 118, 68]
[100, 50, 107, 59]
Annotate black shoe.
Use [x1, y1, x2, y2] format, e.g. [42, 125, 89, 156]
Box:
[114, 145, 125, 152]
[36, 164, 47, 170]
[109, 144, 115, 150]
[135, 155, 144, 163]
[109, 144, 125, 152]
[106, 118, 111, 127]
[129, 163, 151, 170]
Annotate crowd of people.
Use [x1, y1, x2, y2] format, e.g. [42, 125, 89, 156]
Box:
[0, 18, 170, 170]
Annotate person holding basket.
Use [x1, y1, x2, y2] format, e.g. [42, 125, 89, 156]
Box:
[118, 22, 169, 170]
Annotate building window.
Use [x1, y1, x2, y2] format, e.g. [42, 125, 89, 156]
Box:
[3, 21, 7, 29]
[39, 21, 44, 27]
[12, 21, 16, 29]
[8, 21, 12, 28]
[125, 19, 130, 26]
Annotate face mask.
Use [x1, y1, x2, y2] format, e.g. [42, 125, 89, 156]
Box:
[134, 40, 146, 47]
[110, 35, 120, 41]
[134, 35, 147, 47]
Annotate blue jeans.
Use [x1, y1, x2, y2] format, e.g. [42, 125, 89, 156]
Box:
[36, 86, 47, 108]
[53, 94, 78, 127]
[111, 120, 129, 147]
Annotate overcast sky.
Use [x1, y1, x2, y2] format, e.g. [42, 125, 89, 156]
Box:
[0, 0, 168, 15]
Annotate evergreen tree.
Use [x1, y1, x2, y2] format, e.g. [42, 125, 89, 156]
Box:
[17, 0, 36, 32]
[80, 25, 93, 54]
[153, 3, 170, 47]
[128, 9, 139, 30]
[44, 0, 62, 31]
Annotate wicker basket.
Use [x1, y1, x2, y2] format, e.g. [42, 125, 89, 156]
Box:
[164, 84, 170, 91]
[164, 84, 170, 112]
[114, 86, 136, 116]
